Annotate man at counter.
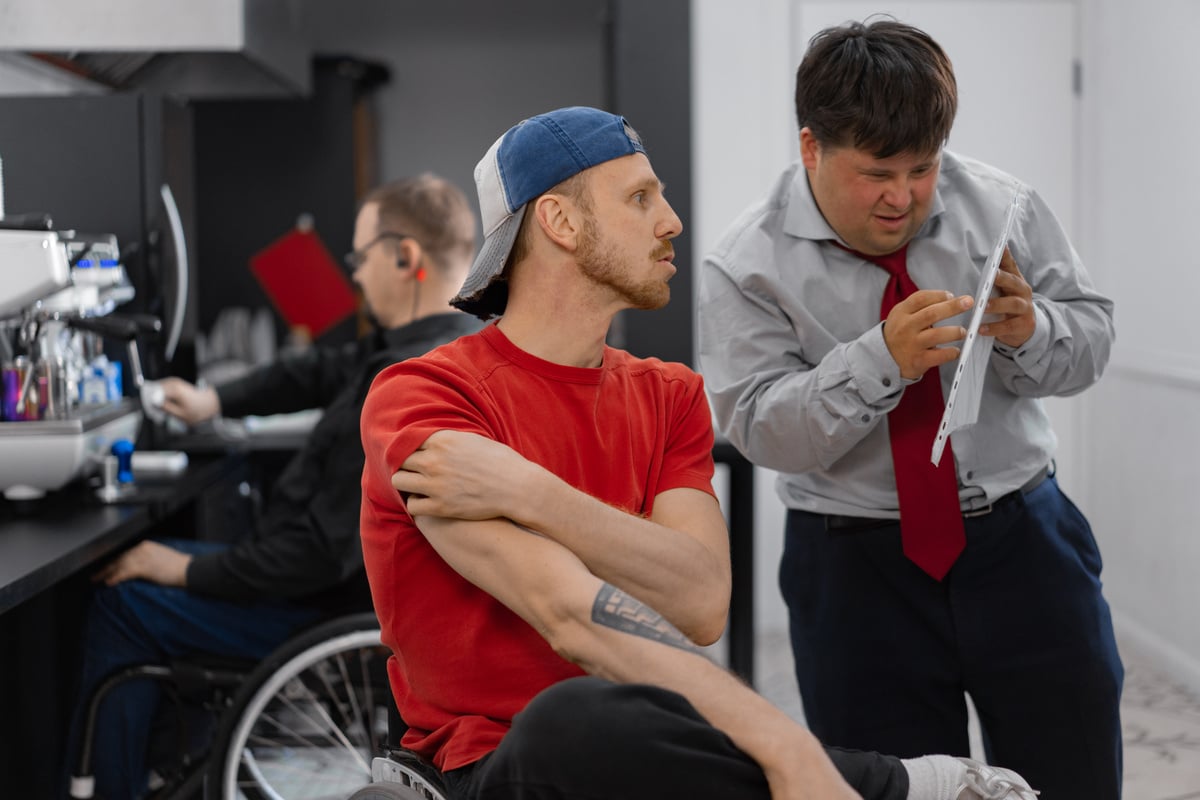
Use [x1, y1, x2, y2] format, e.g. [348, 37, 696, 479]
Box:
[65, 173, 482, 800]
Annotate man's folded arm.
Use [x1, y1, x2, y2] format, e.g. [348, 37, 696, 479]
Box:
[411, 513, 858, 800]
[395, 429, 731, 644]
[511, 480, 731, 646]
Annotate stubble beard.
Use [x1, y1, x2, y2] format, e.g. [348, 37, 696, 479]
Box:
[576, 217, 669, 311]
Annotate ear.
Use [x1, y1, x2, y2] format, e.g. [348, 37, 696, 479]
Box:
[531, 193, 582, 252]
[395, 238, 420, 272]
[799, 127, 822, 170]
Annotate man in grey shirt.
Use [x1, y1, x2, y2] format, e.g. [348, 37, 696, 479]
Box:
[698, 19, 1120, 800]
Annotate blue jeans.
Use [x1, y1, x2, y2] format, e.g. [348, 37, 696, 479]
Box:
[64, 539, 320, 800]
[781, 476, 1124, 800]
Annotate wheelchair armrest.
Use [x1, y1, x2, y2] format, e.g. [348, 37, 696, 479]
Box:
[167, 655, 253, 696]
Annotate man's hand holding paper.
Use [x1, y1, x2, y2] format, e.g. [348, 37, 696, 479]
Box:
[980, 248, 1036, 347]
[930, 188, 1024, 465]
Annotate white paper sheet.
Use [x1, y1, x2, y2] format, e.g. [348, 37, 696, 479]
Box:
[930, 188, 1023, 465]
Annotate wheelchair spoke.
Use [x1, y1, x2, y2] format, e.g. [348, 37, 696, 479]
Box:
[359, 654, 378, 746]
[214, 618, 389, 800]
[238, 749, 288, 800]
[239, 746, 367, 798]
[298, 690, 373, 772]
[248, 686, 372, 771]
[248, 702, 367, 764]
[313, 650, 367, 743]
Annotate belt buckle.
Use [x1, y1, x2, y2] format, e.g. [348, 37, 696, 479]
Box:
[962, 503, 993, 519]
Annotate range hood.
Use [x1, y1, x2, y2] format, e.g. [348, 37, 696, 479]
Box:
[0, 0, 311, 98]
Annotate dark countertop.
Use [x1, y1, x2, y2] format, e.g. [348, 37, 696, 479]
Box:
[0, 451, 235, 616]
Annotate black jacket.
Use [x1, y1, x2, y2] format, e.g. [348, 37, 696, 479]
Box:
[186, 313, 481, 608]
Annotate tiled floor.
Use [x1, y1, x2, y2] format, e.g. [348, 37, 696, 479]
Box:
[1122, 645, 1200, 799]
[756, 629, 1200, 799]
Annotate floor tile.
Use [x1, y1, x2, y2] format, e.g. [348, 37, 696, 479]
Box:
[755, 628, 1200, 799]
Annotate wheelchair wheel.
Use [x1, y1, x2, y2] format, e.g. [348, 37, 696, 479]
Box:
[346, 784, 437, 800]
[206, 613, 390, 800]
[345, 787, 414, 800]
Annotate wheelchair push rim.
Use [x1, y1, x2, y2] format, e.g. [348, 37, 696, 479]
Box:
[210, 615, 389, 800]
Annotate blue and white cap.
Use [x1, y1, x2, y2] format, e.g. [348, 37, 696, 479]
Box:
[451, 106, 645, 319]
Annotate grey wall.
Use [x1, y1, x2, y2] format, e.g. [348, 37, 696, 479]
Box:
[305, 0, 610, 232]
[608, 0, 694, 366]
[304, 0, 695, 365]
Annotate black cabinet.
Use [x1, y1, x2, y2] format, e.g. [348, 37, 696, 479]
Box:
[191, 57, 387, 349]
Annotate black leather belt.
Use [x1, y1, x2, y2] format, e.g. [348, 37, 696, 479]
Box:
[822, 464, 1052, 532]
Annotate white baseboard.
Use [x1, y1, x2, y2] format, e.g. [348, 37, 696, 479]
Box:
[1112, 609, 1200, 695]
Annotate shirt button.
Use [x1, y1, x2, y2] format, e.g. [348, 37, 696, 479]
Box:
[861, 414, 870, 423]
[966, 470, 974, 480]
[1017, 350, 1027, 357]
[882, 378, 892, 387]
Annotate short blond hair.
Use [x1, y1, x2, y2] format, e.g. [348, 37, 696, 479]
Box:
[363, 173, 477, 271]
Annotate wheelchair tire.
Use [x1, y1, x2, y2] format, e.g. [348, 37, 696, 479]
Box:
[204, 612, 391, 800]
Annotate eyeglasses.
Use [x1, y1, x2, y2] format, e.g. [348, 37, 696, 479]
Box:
[343, 232, 410, 272]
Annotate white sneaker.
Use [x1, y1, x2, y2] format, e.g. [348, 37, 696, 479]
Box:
[955, 758, 1039, 799]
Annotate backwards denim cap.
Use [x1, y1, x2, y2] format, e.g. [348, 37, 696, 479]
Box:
[450, 106, 645, 319]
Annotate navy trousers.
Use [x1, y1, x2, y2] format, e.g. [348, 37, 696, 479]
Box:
[781, 476, 1124, 800]
[444, 677, 909, 800]
[64, 539, 320, 800]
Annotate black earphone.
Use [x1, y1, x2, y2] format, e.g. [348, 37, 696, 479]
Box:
[397, 256, 427, 281]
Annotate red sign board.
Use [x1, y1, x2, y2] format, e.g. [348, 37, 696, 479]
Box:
[249, 228, 357, 338]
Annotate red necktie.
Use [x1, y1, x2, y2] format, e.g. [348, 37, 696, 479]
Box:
[853, 243, 965, 580]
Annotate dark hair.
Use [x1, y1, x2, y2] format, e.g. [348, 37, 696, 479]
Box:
[363, 173, 476, 270]
[795, 18, 957, 158]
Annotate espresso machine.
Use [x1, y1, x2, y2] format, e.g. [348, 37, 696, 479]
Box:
[0, 224, 146, 500]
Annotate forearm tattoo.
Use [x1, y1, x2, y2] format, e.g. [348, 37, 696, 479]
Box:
[591, 583, 702, 654]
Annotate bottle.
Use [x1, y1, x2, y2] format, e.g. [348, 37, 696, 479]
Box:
[81, 355, 109, 405]
[1, 361, 19, 421]
[36, 356, 68, 420]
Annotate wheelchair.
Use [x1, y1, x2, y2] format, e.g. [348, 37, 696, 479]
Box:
[71, 611, 447, 800]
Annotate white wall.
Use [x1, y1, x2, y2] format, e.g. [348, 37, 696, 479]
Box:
[693, 0, 798, 637]
[693, 0, 1200, 692]
[1076, 0, 1200, 690]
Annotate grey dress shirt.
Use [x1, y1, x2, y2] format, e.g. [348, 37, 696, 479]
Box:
[698, 150, 1115, 517]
